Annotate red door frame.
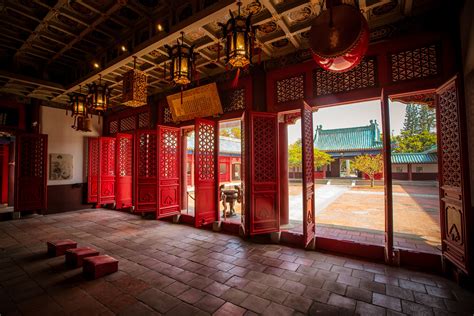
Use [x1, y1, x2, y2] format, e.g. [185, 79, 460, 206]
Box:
[134, 129, 158, 213]
[87, 137, 99, 204]
[116, 133, 133, 209]
[301, 102, 316, 247]
[157, 125, 181, 218]
[248, 111, 280, 235]
[14, 133, 47, 213]
[0, 144, 9, 204]
[98, 137, 116, 205]
[194, 118, 218, 227]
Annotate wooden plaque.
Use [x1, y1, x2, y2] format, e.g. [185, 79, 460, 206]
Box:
[166, 83, 223, 122]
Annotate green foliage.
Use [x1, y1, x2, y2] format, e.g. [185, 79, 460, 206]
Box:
[352, 154, 383, 187]
[393, 130, 437, 153]
[288, 139, 334, 169]
[219, 127, 241, 139]
[396, 103, 437, 153]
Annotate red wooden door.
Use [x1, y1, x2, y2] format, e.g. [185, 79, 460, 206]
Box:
[240, 112, 248, 235]
[14, 133, 47, 213]
[301, 102, 315, 247]
[87, 137, 99, 204]
[194, 118, 217, 227]
[437, 76, 472, 275]
[98, 137, 116, 205]
[0, 144, 9, 204]
[134, 129, 157, 213]
[116, 133, 133, 209]
[157, 125, 181, 218]
[249, 112, 279, 235]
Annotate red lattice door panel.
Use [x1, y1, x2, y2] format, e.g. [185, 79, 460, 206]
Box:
[240, 111, 248, 235]
[87, 137, 100, 204]
[116, 133, 133, 209]
[437, 76, 472, 275]
[98, 137, 116, 205]
[157, 125, 181, 218]
[14, 133, 47, 213]
[134, 129, 157, 213]
[301, 102, 315, 247]
[194, 118, 218, 227]
[249, 112, 280, 235]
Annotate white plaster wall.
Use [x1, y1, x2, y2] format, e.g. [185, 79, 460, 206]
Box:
[40, 106, 102, 186]
[392, 164, 407, 173]
[461, 0, 474, 204]
[412, 164, 438, 173]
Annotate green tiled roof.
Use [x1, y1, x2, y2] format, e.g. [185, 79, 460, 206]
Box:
[391, 153, 437, 164]
[314, 121, 383, 152]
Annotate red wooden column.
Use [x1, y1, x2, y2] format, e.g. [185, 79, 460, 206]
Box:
[87, 137, 99, 205]
[279, 120, 289, 226]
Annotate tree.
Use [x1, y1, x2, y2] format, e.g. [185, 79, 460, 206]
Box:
[219, 127, 241, 139]
[288, 139, 334, 170]
[352, 154, 383, 187]
[402, 104, 419, 136]
[393, 130, 437, 153]
[418, 105, 436, 133]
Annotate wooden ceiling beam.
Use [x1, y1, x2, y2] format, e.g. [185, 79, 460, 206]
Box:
[259, 0, 300, 49]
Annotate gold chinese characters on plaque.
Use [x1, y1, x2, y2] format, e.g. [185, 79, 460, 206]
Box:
[166, 83, 223, 122]
[122, 69, 147, 107]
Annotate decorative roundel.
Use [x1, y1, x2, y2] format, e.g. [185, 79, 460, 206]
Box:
[370, 25, 395, 42]
[205, 63, 219, 69]
[257, 21, 278, 34]
[271, 38, 289, 48]
[207, 43, 223, 52]
[245, 1, 262, 15]
[138, 0, 160, 8]
[288, 6, 312, 23]
[69, 1, 94, 18]
[372, 1, 398, 16]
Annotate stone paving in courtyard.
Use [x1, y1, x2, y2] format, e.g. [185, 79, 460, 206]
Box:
[1, 209, 472, 315]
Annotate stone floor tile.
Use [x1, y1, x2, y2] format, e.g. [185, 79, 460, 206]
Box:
[213, 302, 246, 316]
[413, 292, 446, 310]
[280, 279, 306, 295]
[425, 285, 454, 299]
[401, 300, 434, 315]
[242, 280, 269, 295]
[360, 279, 386, 294]
[373, 293, 402, 312]
[194, 294, 225, 313]
[283, 293, 313, 313]
[118, 301, 160, 316]
[225, 275, 250, 289]
[352, 269, 375, 281]
[375, 274, 400, 286]
[303, 286, 330, 303]
[240, 294, 271, 313]
[322, 280, 347, 295]
[188, 276, 214, 290]
[337, 273, 360, 287]
[356, 301, 387, 316]
[327, 293, 356, 310]
[165, 302, 206, 316]
[262, 302, 294, 316]
[137, 288, 180, 313]
[203, 281, 230, 297]
[386, 284, 415, 301]
[178, 288, 206, 304]
[261, 287, 289, 304]
[346, 285, 372, 303]
[308, 302, 340, 315]
[399, 278, 427, 293]
[221, 288, 249, 305]
[162, 281, 191, 296]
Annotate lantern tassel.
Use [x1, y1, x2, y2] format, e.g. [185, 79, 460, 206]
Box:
[232, 68, 240, 88]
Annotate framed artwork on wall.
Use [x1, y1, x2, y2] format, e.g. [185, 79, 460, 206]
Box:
[49, 153, 73, 180]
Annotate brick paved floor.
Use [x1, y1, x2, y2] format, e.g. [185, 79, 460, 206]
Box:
[1, 209, 473, 315]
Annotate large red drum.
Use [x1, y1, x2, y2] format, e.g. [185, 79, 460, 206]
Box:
[309, 4, 369, 73]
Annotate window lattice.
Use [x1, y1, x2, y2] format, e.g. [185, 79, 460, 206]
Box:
[276, 75, 304, 103]
[253, 116, 277, 182]
[222, 88, 246, 112]
[101, 139, 116, 176]
[120, 116, 136, 132]
[313, 57, 376, 96]
[164, 106, 173, 123]
[138, 133, 157, 178]
[439, 82, 461, 188]
[109, 120, 118, 134]
[197, 121, 215, 181]
[20, 136, 45, 178]
[138, 111, 150, 128]
[118, 137, 132, 177]
[160, 129, 179, 179]
[391, 44, 438, 82]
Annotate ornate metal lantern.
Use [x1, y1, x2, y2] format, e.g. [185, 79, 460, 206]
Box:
[221, 1, 254, 68]
[68, 85, 91, 132]
[87, 74, 111, 115]
[309, 3, 369, 73]
[165, 32, 195, 85]
[122, 56, 148, 107]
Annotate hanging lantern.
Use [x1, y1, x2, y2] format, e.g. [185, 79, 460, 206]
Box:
[165, 32, 195, 86]
[220, 1, 254, 68]
[122, 56, 148, 107]
[68, 86, 87, 118]
[309, 3, 369, 73]
[87, 74, 111, 115]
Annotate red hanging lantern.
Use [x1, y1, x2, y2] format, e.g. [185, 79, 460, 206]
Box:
[309, 3, 369, 73]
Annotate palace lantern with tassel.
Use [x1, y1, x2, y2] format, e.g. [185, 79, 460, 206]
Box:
[122, 56, 148, 107]
[309, 2, 369, 73]
[68, 85, 91, 132]
[220, 1, 254, 69]
[165, 32, 195, 86]
[87, 74, 111, 117]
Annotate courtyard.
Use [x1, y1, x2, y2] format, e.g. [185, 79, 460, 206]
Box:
[0, 209, 472, 315]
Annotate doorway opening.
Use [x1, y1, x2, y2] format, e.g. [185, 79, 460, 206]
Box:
[0, 134, 14, 219]
[184, 129, 195, 217]
[218, 119, 242, 224]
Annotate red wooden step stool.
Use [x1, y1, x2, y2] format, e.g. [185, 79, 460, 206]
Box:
[47, 239, 77, 257]
[65, 247, 100, 268]
[83, 255, 118, 279]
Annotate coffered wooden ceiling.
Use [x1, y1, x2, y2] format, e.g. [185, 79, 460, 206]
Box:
[0, 0, 440, 109]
